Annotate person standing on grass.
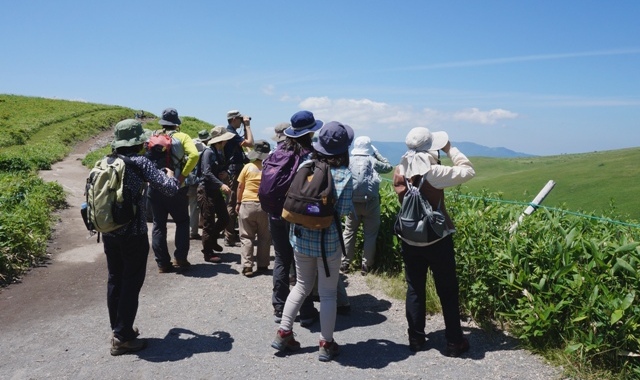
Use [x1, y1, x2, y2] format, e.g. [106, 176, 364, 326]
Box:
[235, 140, 272, 277]
[149, 108, 199, 273]
[271, 121, 354, 363]
[341, 135, 393, 275]
[103, 119, 179, 356]
[198, 126, 234, 264]
[223, 110, 254, 247]
[392, 127, 475, 357]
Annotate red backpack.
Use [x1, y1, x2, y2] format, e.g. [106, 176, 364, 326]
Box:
[145, 130, 186, 177]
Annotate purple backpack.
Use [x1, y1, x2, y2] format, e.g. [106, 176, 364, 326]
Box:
[258, 147, 306, 216]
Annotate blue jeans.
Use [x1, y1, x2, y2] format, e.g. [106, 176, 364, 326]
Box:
[401, 235, 464, 344]
[103, 233, 149, 341]
[269, 215, 316, 317]
[149, 186, 190, 267]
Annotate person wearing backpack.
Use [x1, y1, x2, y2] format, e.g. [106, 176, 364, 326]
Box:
[392, 127, 475, 357]
[148, 108, 199, 273]
[260, 112, 322, 328]
[222, 110, 255, 247]
[271, 121, 354, 363]
[341, 136, 393, 275]
[197, 126, 234, 263]
[102, 119, 179, 355]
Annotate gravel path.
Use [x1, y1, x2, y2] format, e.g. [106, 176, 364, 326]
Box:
[0, 132, 562, 379]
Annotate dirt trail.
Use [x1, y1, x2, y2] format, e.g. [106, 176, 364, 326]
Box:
[0, 131, 562, 379]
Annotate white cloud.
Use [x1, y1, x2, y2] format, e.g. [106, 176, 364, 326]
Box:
[296, 97, 518, 135]
[452, 108, 518, 124]
[261, 84, 275, 96]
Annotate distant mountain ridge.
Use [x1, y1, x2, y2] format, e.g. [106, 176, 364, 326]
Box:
[371, 141, 534, 163]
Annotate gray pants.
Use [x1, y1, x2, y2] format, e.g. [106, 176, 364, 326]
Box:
[342, 198, 381, 268]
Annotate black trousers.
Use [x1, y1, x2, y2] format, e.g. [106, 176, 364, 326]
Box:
[401, 235, 464, 344]
[198, 184, 229, 253]
[103, 233, 149, 342]
[269, 215, 316, 317]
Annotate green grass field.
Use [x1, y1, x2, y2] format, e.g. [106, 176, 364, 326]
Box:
[384, 148, 640, 221]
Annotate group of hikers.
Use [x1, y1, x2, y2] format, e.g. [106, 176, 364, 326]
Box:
[100, 108, 476, 361]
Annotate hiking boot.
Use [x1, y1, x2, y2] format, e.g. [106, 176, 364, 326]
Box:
[318, 339, 340, 362]
[158, 264, 174, 273]
[409, 336, 426, 352]
[444, 337, 469, 357]
[110, 336, 147, 356]
[173, 259, 191, 270]
[273, 310, 283, 324]
[271, 329, 301, 352]
[299, 308, 319, 328]
[242, 267, 254, 277]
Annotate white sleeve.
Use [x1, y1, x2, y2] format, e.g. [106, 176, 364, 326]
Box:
[424, 147, 475, 189]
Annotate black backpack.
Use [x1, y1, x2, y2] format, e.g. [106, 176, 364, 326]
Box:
[393, 175, 447, 244]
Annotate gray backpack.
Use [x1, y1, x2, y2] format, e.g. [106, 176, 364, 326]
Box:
[393, 176, 446, 244]
[350, 156, 379, 202]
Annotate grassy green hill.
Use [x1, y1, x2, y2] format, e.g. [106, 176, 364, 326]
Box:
[383, 149, 640, 222]
[461, 149, 640, 221]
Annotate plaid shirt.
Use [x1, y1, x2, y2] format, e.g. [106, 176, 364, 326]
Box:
[289, 165, 353, 258]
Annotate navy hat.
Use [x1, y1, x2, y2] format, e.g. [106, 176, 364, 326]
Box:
[313, 121, 354, 156]
[159, 108, 182, 126]
[284, 110, 324, 138]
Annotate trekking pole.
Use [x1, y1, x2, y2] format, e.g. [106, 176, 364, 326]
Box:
[508, 180, 556, 234]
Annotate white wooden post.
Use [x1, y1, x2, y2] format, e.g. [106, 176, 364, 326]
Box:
[509, 180, 556, 234]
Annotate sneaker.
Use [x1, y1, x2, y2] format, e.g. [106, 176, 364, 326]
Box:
[203, 252, 221, 263]
[271, 329, 301, 352]
[158, 264, 174, 273]
[273, 310, 283, 324]
[409, 336, 426, 352]
[110, 336, 147, 356]
[299, 308, 319, 328]
[318, 339, 340, 362]
[189, 233, 202, 240]
[444, 337, 469, 357]
[242, 267, 254, 277]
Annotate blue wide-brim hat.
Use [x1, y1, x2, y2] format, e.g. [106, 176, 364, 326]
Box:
[159, 107, 182, 126]
[313, 121, 354, 156]
[284, 110, 324, 138]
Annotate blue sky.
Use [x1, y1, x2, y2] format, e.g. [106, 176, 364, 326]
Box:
[1, 0, 639, 156]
